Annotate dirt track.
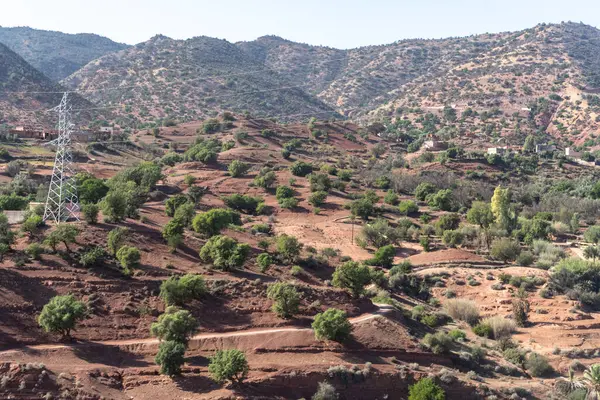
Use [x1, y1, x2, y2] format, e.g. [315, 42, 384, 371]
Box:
[0, 304, 395, 355]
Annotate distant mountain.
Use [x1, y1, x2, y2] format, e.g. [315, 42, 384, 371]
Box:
[0, 26, 128, 81]
[59, 21, 600, 146]
[63, 35, 338, 124]
[0, 41, 98, 126]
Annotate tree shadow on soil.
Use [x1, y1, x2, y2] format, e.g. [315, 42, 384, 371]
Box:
[73, 342, 149, 367]
[174, 374, 222, 395]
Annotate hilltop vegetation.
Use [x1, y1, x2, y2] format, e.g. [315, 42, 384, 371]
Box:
[0, 26, 128, 81]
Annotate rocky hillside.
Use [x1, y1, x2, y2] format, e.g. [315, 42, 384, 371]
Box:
[0, 26, 128, 81]
[369, 22, 600, 147]
[62, 35, 338, 126]
[0, 42, 100, 127]
[59, 21, 600, 147]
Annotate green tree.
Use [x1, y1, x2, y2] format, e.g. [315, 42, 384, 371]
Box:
[0, 213, 15, 246]
[162, 218, 185, 251]
[37, 294, 87, 339]
[208, 349, 249, 384]
[78, 177, 109, 204]
[155, 340, 186, 376]
[523, 135, 536, 152]
[491, 186, 515, 232]
[308, 191, 328, 207]
[415, 182, 437, 201]
[289, 161, 313, 177]
[266, 282, 300, 318]
[350, 198, 375, 221]
[159, 274, 207, 306]
[466, 201, 494, 228]
[192, 209, 241, 237]
[100, 190, 128, 222]
[116, 245, 141, 275]
[21, 214, 43, 237]
[45, 224, 79, 253]
[584, 245, 600, 263]
[253, 168, 277, 189]
[165, 194, 190, 217]
[79, 246, 107, 268]
[199, 235, 250, 271]
[426, 189, 454, 211]
[312, 308, 352, 342]
[398, 200, 419, 215]
[150, 306, 197, 344]
[408, 377, 445, 400]
[332, 261, 373, 297]
[228, 160, 250, 178]
[366, 245, 396, 268]
[107, 227, 129, 255]
[173, 202, 195, 227]
[275, 234, 303, 264]
[81, 203, 99, 224]
[584, 226, 600, 244]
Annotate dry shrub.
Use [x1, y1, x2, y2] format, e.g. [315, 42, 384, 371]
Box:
[443, 299, 479, 325]
[481, 316, 516, 339]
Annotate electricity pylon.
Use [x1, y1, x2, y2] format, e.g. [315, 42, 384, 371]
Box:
[43, 92, 80, 223]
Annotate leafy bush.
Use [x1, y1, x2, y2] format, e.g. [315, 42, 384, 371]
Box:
[308, 173, 331, 192]
[490, 238, 521, 262]
[276, 234, 303, 264]
[449, 329, 466, 341]
[444, 299, 479, 325]
[150, 306, 197, 344]
[165, 194, 190, 217]
[517, 251, 535, 266]
[79, 246, 107, 268]
[426, 189, 454, 211]
[442, 230, 464, 247]
[159, 274, 206, 306]
[254, 167, 277, 189]
[585, 226, 600, 243]
[81, 203, 99, 224]
[384, 191, 399, 205]
[116, 245, 141, 274]
[37, 295, 87, 338]
[155, 340, 186, 376]
[192, 208, 241, 236]
[228, 160, 250, 177]
[312, 308, 352, 342]
[415, 182, 437, 201]
[309, 191, 328, 207]
[398, 200, 418, 215]
[421, 332, 453, 354]
[107, 227, 129, 255]
[350, 198, 375, 220]
[332, 261, 373, 297]
[408, 377, 445, 400]
[208, 349, 249, 384]
[25, 242, 44, 260]
[503, 347, 526, 367]
[266, 282, 300, 318]
[472, 322, 492, 338]
[435, 213, 460, 234]
[199, 235, 250, 271]
[290, 161, 313, 177]
[222, 194, 263, 214]
[257, 253, 273, 272]
[360, 219, 400, 248]
[525, 352, 553, 377]
[366, 245, 396, 268]
[184, 138, 220, 163]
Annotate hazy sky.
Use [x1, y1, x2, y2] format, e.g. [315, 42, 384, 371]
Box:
[1, 0, 599, 48]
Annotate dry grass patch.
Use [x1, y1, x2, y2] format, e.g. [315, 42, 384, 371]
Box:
[444, 299, 479, 325]
[481, 316, 516, 339]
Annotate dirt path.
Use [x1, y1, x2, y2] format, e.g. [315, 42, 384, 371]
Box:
[0, 304, 395, 355]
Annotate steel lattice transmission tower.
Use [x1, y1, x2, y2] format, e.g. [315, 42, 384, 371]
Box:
[43, 92, 80, 223]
